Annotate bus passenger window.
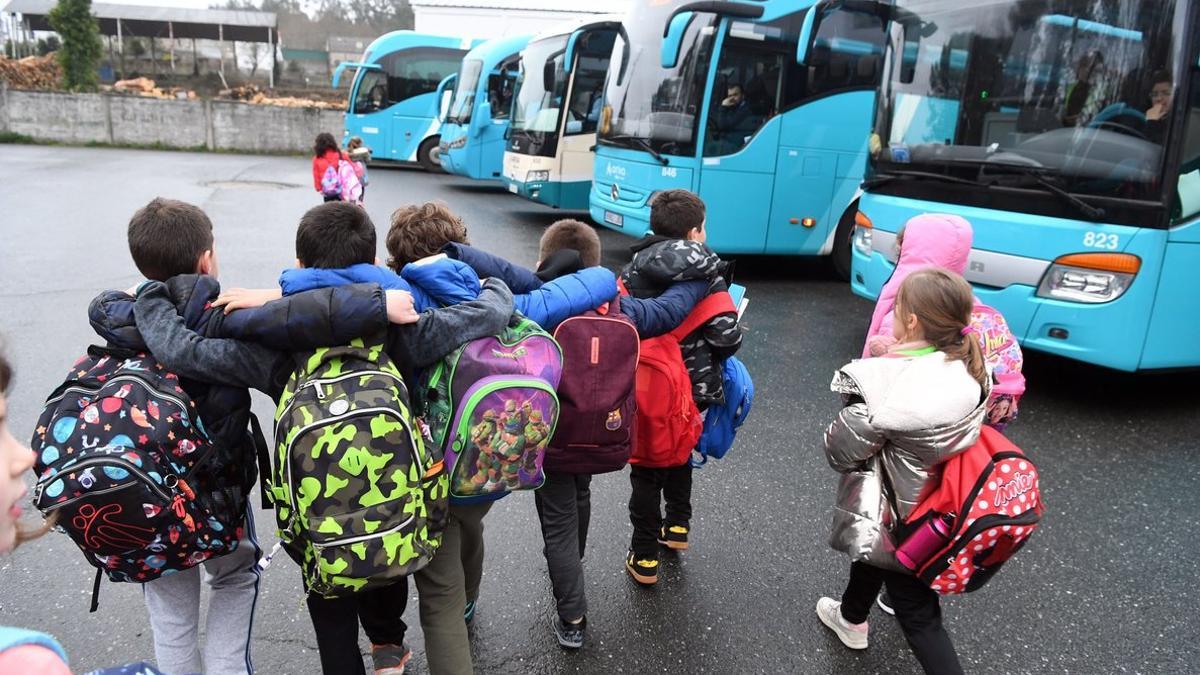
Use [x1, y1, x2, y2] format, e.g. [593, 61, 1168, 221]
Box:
[1172, 69, 1200, 224]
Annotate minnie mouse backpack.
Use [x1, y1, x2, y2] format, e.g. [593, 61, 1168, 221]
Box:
[970, 303, 1025, 430]
[904, 426, 1044, 595]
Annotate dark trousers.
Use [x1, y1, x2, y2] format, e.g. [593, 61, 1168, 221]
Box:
[840, 561, 964, 675]
[305, 577, 408, 675]
[534, 471, 592, 621]
[628, 463, 692, 557]
[322, 194, 341, 202]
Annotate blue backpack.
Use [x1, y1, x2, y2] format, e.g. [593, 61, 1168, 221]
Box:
[691, 356, 753, 468]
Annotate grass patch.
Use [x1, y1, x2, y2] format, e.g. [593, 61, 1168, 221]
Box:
[0, 131, 38, 144]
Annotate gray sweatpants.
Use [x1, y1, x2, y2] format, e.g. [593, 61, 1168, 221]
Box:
[142, 514, 261, 675]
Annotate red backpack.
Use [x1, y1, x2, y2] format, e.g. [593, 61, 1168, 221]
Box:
[628, 291, 736, 469]
[905, 426, 1044, 594]
[543, 297, 641, 475]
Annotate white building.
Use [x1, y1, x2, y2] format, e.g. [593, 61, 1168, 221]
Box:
[411, 0, 631, 40]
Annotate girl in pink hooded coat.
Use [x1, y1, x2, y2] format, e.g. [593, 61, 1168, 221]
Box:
[863, 214, 1025, 429]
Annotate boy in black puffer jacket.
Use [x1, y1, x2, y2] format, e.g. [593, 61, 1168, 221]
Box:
[621, 189, 742, 586]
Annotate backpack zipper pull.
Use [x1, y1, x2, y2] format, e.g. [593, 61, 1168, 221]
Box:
[256, 541, 283, 573]
[306, 381, 326, 400]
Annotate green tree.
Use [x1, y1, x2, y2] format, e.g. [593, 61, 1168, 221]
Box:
[48, 0, 104, 91]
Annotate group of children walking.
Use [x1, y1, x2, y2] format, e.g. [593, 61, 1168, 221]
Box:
[0, 148, 1041, 675]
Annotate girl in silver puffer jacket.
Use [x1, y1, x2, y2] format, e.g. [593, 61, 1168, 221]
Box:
[816, 268, 990, 675]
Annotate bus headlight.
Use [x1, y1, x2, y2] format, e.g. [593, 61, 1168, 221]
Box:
[526, 170, 550, 183]
[1035, 253, 1140, 304]
[852, 211, 873, 256]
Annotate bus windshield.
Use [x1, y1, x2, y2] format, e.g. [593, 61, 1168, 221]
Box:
[447, 59, 484, 124]
[598, 3, 717, 156]
[874, 0, 1182, 206]
[511, 36, 569, 156]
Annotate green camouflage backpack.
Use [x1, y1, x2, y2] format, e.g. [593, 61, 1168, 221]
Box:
[271, 339, 448, 598]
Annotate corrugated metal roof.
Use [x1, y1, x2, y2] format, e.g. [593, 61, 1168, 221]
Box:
[410, 0, 614, 12]
[0, 0, 276, 27]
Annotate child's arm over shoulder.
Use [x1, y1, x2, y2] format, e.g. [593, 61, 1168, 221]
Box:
[444, 242, 544, 294]
[823, 399, 886, 473]
[702, 309, 743, 360]
[515, 267, 617, 331]
[621, 280, 708, 339]
[213, 284, 390, 351]
[390, 278, 514, 370]
[133, 282, 288, 394]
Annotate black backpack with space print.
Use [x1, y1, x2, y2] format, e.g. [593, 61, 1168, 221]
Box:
[29, 347, 247, 609]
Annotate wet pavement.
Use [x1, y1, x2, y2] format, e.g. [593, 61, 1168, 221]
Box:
[0, 146, 1197, 674]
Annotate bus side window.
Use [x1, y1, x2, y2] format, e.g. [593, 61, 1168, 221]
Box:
[1173, 69, 1200, 223]
[353, 71, 390, 113]
[807, 10, 885, 96]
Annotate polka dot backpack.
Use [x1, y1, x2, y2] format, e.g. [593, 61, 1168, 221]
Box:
[905, 425, 1044, 595]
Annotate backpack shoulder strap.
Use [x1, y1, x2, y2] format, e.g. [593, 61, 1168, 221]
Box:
[668, 291, 737, 341]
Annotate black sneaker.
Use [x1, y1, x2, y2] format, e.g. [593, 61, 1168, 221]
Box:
[552, 616, 586, 649]
[371, 642, 412, 675]
[877, 591, 895, 616]
[625, 550, 659, 585]
[657, 524, 689, 550]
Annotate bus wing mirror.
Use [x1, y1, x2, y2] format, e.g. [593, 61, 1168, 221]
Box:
[436, 73, 457, 122]
[661, 12, 694, 69]
[662, 2, 764, 68]
[797, 0, 893, 66]
[796, 1, 834, 66]
[543, 60, 556, 92]
[475, 102, 492, 135]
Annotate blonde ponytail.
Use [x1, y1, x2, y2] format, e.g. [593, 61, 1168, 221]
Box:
[895, 268, 988, 388]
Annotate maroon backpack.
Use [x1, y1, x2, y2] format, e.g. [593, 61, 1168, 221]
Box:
[543, 297, 640, 474]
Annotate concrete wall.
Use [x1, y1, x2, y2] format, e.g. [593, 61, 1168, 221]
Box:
[0, 82, 345, 154]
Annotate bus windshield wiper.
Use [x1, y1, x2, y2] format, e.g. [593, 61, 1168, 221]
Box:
[863, 168, 981, 189]
[603, 134, 669, 166]
[979, 164, 1106, 220]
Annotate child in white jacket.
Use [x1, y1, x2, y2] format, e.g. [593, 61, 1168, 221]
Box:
[817, 268, 990, 675]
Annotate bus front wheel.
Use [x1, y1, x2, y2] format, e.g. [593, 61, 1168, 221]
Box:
[829, 206, 856, 282]
[418, 136, 444, 173]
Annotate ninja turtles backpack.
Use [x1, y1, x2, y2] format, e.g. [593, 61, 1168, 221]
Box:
[30, 347, 248, 611]
[271, 339, 447, 598]
[423, 316, 563, 499]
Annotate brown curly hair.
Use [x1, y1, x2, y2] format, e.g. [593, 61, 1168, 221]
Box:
[385, 202, 470, 270]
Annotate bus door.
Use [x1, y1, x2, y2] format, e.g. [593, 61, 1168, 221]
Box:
[559, 26, 619, 203]
[478, 53, 521, 178]
[696, 19, 787, 253]
[350, 67, 394, 157]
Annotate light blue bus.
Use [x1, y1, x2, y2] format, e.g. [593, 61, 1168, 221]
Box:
[334, 32, 483, 170]
[502, 17, 622, 209]
[589, 0, 886, 275]
[437, 34, 532, 181]
[849, 0, 1200, 370]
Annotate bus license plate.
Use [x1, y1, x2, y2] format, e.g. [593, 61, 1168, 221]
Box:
[604, 211, 623, 228]
[508, 183, 518, 194]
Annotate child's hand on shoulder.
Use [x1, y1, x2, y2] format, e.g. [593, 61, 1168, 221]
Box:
[213, 288, 284, 314]
[386, 290, 420, 324]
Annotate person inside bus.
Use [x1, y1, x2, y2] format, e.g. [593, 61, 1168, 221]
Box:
[1063, 51, 1104, 127]
[1145, 71, 1173, 144]
[709, 84, 761, 154]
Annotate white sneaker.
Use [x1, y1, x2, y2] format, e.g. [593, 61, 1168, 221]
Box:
[816, 597, 869, 650]
[877, 592, 896, 616]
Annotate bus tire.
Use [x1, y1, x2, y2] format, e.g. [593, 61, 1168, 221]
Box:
[418, 136, 444, 173]
[829, 206, 856, 282]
